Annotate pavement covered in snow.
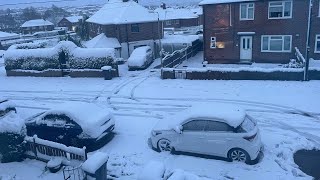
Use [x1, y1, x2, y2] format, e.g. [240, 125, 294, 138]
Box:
[0, 55, 320, 179]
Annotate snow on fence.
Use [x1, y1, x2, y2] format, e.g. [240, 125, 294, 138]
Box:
[162, 39, 202, 68]
[25, 136, 87, 166]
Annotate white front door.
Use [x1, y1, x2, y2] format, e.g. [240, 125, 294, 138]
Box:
[240, 36, 253, 61]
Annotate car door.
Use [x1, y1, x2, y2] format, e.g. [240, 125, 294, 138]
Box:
[176, 120, 207, 154]
[40, 114, 70, 144]
[203, 120, 236, 157]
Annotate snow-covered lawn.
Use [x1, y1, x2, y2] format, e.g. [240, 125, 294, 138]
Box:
[0, 57, 319, 180]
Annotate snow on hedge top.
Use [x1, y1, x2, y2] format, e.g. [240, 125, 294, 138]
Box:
[37, 102, 114, 138]
[65, 16, 83, 23]
[82, 152, 109, 174]
[86, 0, 157, 25]
[138, 161, 165, 180]
[0, 100, 25, 134]
[153, 103, 246, 131]
[200, 0, 257, 5]
[84, 33, 121, 49]
[154, 8, 198, 20]
[21, 19, 54, 28]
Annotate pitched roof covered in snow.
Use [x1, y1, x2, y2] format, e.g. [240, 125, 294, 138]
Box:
[154, 8, 199, 21]
[86, 0, 158, 25]
[21, 19, 54, 28]
[65, 16, 83, 23]
[84, 33, 121, 49]
[199, 0, 257, 5]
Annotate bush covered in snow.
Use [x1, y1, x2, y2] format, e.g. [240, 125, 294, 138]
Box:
[4, 41, 115, 71]
[0, 100, 26, 163]
[69, 48, 116, 69]
[4, 49, 60, 71]
[283, 59, 304, 68]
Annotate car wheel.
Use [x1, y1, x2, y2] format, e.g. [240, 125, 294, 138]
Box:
[157, 139, 173, 153]
[228, 148, 250, 163]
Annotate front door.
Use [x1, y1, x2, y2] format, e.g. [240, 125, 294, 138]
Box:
[240, 36, 253, 61]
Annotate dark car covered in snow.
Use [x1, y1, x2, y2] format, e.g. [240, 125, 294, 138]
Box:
[25, 102, 115, 151]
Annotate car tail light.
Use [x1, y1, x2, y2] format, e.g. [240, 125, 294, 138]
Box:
[243, 133, 257, 142]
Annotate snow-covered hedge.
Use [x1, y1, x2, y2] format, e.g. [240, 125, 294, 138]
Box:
[0, 100, 26, 163]
[4, 41, 115, 71]
[69, 48, 115, 69]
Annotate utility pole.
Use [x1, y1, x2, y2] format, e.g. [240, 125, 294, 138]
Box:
[304, 0, 313, 81]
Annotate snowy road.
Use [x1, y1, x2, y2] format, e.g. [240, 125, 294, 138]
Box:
[0, 64, 320, 179]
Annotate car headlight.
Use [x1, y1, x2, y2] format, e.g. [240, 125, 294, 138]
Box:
[151, 130, 162, 136]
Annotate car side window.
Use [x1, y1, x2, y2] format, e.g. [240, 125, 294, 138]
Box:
[182, 120, 207, 132]
[42, 114, 74, 128]
[205, 121, 234, 132]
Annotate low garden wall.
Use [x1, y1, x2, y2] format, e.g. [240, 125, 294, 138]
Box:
[162, 68, 320, 81]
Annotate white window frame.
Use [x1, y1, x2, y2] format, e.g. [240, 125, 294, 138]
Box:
[240, 3, 255, 20]
[261, 35, 292, 53]
[268, 1, 293, 19]
[318, 0, 320, 17]
[315, 35, 320, 53]
[165, 20, 172, 26]
[210, 37, 216, 49]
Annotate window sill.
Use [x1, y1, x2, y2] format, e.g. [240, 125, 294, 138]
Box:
[261, 50, 292, 53]
[268, 17, 292, 20]
[240, 19, 254, 21]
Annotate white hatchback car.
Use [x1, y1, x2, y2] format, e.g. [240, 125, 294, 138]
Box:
[149, 106, 263, 164]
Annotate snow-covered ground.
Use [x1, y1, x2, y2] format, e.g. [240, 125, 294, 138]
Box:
[0, 55, 320, 180]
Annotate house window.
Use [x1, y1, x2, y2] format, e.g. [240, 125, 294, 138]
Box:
[240, 3, 254, 20]
[175, 20, 179, 25]
[269, 1, 292, 19]
[261, 35, 292, 52]
[131, 24, 139, 33]
[165, 20, 172, 26]
[210, 37, 216, 49]
[315, 35, 320, 53]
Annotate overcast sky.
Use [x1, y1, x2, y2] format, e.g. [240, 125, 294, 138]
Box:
[0, 0, 201, 9]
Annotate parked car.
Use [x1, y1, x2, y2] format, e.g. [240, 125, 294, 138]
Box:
[128, 46, 154, 70]
[0, 98, 26, 163]
[25, 102, 115, 151]
[149, 105, 263, 164]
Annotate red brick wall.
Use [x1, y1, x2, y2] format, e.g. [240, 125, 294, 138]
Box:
[58, 18, 73, 30]
[203, 0, 318, 63]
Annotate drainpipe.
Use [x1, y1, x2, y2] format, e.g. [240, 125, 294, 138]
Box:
[304, 0, 313, 81]
[125, 24, 130, 58]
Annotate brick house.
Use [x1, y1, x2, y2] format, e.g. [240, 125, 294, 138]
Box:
[20, 19, 54, 35]
[86, 0, 163, 59]
[58, 16, 83, 31]
[155, 8, 200, 29]
[200, 0, 320, 64]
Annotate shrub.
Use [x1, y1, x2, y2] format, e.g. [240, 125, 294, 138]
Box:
[0, 132, 26, 163]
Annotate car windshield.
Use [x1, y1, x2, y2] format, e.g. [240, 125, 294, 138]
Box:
[241, 116, 256, 132]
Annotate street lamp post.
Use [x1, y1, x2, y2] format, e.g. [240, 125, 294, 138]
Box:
[304, 0, 313, 81]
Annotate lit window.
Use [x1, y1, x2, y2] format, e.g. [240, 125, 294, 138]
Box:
[210, 37, 216, 49]
[240, 3, 255, 20]
[269, 1, 292, 19]
[315, 35, 320, 53]
[261, 35, 292, 52]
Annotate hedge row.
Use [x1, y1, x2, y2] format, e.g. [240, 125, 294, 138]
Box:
[4, 41, 116, 71]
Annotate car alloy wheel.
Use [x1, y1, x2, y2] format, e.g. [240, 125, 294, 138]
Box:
[230, 149, 248, 162]
[158, 139, 172, 152]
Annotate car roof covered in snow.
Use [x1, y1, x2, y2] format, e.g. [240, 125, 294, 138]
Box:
[21, 19, 54, 28]
[153, 103, 246, 131]
[86, 0, 157, 25]
[0, 99, 15, 112]
[199, 0, 257, 5]
[37, 102, 113, 138]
